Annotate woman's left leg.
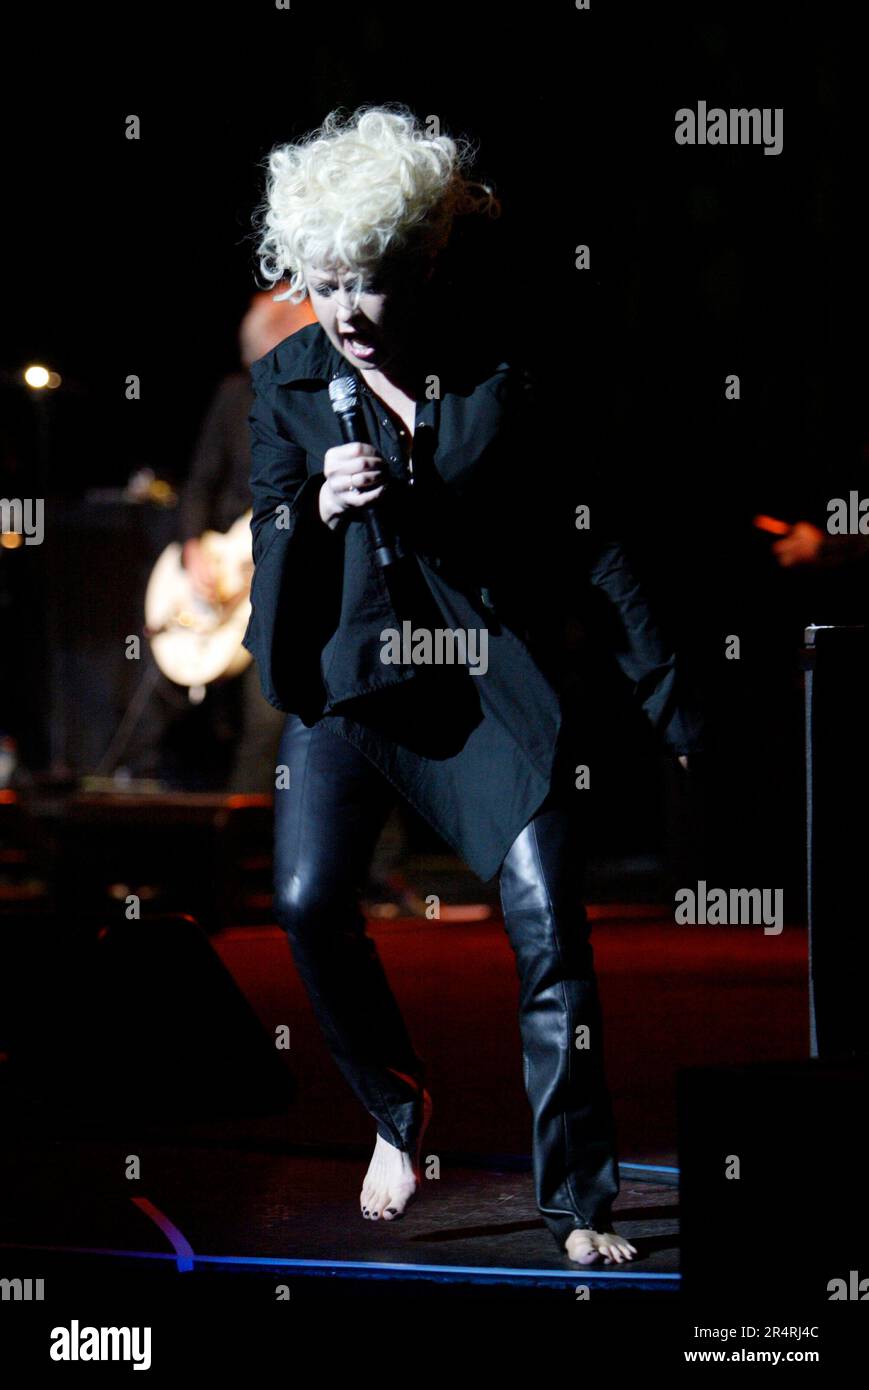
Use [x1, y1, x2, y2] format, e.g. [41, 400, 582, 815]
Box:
[498, 797, 622, 1251]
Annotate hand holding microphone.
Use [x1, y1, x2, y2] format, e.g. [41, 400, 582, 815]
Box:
[327, 372, 403, 568]
[319, 440, 386, 528]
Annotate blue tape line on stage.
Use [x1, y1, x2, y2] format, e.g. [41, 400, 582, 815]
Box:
[621, 1160, 680, 1175]
[0, 1242, 680, 1283]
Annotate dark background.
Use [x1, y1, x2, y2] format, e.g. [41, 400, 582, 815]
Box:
[0, 0, 864, 892]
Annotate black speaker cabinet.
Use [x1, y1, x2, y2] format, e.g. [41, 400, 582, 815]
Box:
[803, 625, 869, 1061]
[677, 1058, 868, 1308]
[0, 912, 294, 1121]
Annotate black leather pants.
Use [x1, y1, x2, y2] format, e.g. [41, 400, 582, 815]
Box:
[273, 711, 621, 1250]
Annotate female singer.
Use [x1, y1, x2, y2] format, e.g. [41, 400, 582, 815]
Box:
[243, 104, 702, 1265]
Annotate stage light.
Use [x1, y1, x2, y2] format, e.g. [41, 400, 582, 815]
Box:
[23, 365, 61, 389]
[24, 364, 50, 388]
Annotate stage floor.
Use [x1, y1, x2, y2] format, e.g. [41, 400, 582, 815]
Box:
[0, 902, 809, 1301]
[0, 1129, 679, 1296]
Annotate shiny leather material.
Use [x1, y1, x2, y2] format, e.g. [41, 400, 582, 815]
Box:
[273, 711, 620, 1251]
[497, 799, 620, 1244]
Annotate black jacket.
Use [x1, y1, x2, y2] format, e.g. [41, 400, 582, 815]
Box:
[242, 320, 703, 881]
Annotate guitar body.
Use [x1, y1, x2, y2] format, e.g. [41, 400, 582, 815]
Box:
[145, 511, 254, 688]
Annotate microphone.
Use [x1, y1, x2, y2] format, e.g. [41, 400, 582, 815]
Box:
[328, 373, 404, 569]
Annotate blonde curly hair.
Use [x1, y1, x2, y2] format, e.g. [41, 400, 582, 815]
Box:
[252, 103, 500, 307]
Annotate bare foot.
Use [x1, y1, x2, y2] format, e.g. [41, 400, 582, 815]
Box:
[565, 1227, 638, 1265]
[360, 1088, 433, 1222]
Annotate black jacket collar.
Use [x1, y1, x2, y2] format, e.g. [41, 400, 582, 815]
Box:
[252, 321, 339, 386]
[251, 315, 489, 398]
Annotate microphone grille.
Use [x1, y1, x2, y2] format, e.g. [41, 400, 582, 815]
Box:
[328, 373, 358, 414]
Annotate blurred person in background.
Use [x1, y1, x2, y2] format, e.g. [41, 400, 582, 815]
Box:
[173, 289, 312, 793]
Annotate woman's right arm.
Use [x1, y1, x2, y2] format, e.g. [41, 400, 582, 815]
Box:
[242, 374, 389, 714]
[242, 378, 346, 714]
[248, 377, 387, 551]
[247, 380, 339, 565]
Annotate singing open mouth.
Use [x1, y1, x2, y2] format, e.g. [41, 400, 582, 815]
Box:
[340, 334, 377, 359]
